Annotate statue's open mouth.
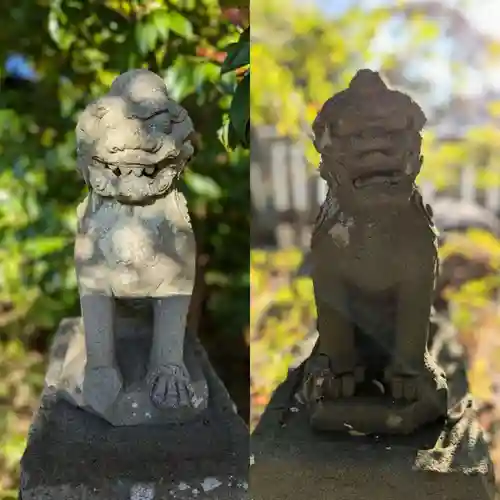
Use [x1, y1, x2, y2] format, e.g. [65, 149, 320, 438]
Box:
[88, 156, 181, 202]
[104, 163, 164, 178]
[353, 169, 403, 189]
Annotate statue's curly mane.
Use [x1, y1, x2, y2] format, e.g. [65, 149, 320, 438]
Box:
[74, 70, 195, 202]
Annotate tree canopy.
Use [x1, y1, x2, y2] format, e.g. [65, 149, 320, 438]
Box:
[251, 0, 500, 190]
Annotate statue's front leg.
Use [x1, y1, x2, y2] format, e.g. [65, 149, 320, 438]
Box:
[80, 292, 123, 414]
[304, 276, 359, 401]
[146, 294, 196, 409]
[387, 267, 435, 401]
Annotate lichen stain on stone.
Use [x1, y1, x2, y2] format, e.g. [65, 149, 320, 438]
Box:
[329, 223, 349, 246]
[316, 124, 332, 151]
[328, 216, 354, 247]
[386, 414, 403, 428]
[237, 481, 249, 490]
[130, 483, 155, 500]
[201, 477, 222, 492]
[108, 223, 154, 264]
[74, 234, 94, 260]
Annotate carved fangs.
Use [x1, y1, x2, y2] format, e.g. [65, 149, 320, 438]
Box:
[353, 170, 403, 189]
[105, 165, 158, 177]
[119, 167, 133, 176]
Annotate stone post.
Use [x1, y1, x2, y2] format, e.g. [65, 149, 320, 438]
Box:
[251, 69, 496, 500]
[19, 69, 248, 500]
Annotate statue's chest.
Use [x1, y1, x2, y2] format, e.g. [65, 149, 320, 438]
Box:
[344, 225, 398, 289]
[86, 202, 174, 268]
[330, 219, 396, 258]
[327, 216, 427, 289]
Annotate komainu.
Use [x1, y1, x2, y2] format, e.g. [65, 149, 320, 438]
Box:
[74, 69, 202, 419]
[303, 70, 447, 422]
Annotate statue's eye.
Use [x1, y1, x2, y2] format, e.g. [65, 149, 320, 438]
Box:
[91, 157, 108, 169]
[157, 157, 177, 170]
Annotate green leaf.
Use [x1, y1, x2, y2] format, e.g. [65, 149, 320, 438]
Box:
[151, 9, 170, 41]
[135, 22, 158, 55]
[228, 72, 249, 148]
[227, 121, 242, 150]
[48, 2, 75, 50]
[221, 37, 250, 74]
[168, 11, 194, 39]
[185, 171, 222, 199]
[219, 0, 250, 7]
[218, 119, 230, 150]
[23, 237, 70, 259]
[239, 26, 250, 42]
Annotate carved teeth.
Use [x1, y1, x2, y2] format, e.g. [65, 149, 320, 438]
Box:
[119, 167, 132, 175]
[132, 169, 143, 177]
[145, 166, 155, 175]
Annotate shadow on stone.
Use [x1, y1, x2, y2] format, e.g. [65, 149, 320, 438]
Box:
[20, 318, 249, 500]
[251, 362, 496, 500]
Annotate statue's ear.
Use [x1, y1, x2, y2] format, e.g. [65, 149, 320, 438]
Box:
[413, 188, 439, 241]
[76, 156, 91, 186]
[313, 124, 332, 154]
[425, 202, 433, 218]
[413, 154, 423, 176]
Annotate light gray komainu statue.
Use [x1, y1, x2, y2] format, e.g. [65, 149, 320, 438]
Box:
[53, 69, 208, 426]
[301, 69, 448, 434]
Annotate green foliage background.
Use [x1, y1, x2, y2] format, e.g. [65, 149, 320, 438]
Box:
[251, 0, 500, 183]
[0, 0, 249, 496]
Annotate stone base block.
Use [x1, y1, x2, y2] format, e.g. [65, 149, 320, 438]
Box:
[20, 318, 249, 500]
[251, 366, 496, 500]
[309, 388, 447, 435]
[45, 315, 208, 426]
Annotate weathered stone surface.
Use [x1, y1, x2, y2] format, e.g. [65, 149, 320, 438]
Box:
[251, 365, 495, 500]
[303, 69, 447, 434]
[74, 69, 203, 423]
[20, 318, 249, 500]
[45, 315, 208, 426]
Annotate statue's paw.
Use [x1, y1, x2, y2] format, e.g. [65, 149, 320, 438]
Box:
[304, 355, 360, 401]
[328, 372, 356, 398]
[384, 365, 422, 401]
[387, 374, 419, 401]
[147, 363, 197, 409]
[83, 366, 123, 414]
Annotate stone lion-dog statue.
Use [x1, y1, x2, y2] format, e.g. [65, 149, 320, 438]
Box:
[302, 69, 448, 434]
[65, 69, 207, 425]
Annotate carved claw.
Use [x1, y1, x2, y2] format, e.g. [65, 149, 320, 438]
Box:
[328, 373, 356, 398]
[384, 368, 420, 401]
[303, 369, 329, 402]
[304, 355, 362, 400]
[83, 366, 123, 414]
[147, 363, 197, 409]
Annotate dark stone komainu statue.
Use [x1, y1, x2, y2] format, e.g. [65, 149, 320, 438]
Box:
[301, 69, 448, 434]
[251, 70, 496, 500]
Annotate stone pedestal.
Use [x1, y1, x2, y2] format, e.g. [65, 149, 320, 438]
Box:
[20, 318, 249, 500]
[251, 365, 496, 500]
